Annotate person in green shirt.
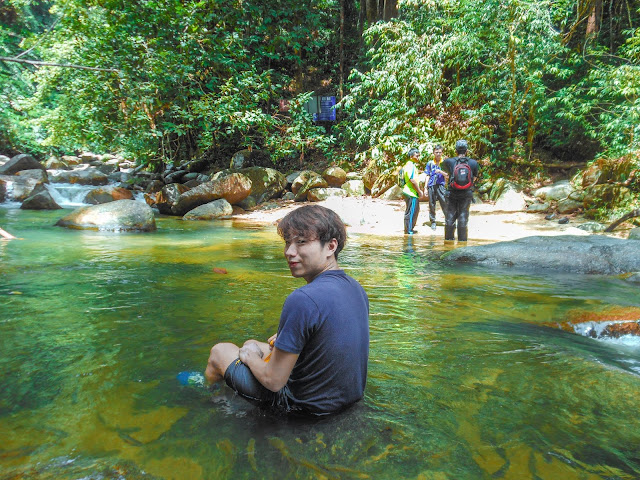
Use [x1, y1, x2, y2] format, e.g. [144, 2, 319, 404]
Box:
[402, 148, 424, 234]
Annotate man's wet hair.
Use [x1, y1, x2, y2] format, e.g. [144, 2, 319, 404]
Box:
[407, 148, 420, 158]
[277, 205, 347, 259]
[434, 145, 443, 151]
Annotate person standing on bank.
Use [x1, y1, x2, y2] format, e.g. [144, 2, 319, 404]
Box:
[441, 140, 479, 242]
[424, 145, 448, 231]
[402, 148, 424, 235]
[204, 205, 370, 416]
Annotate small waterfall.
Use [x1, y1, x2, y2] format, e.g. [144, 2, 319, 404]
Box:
[569, 320, 640, 348]
[44, 183, 96, 207]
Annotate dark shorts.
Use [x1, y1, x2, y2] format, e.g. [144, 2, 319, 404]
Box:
[224, 358, 301, 414]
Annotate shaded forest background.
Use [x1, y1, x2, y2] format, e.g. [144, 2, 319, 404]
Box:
[1, 0, 639, 193]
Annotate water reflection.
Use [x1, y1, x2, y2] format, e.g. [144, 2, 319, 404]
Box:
[1, 208, 639, 479]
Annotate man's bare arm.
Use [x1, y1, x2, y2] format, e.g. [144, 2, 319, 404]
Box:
[239, 345, 299, 392]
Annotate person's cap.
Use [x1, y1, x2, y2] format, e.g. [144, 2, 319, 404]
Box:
[455, 140, 468, 151]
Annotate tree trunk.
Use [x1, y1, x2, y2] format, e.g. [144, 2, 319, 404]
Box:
[586, 0, 602, 36]
[382, 0, 398, 21]
[339, 0, 345, 100]
[604, 209, 640, 232]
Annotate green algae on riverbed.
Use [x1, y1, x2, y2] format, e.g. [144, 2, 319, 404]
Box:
[1, 207, 639, 479]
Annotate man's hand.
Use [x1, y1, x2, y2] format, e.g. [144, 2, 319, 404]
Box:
[239, 342, 264, 363]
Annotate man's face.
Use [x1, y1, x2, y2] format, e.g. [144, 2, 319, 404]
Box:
[284, 235, 336, 283]
[433, 148, 443, 162]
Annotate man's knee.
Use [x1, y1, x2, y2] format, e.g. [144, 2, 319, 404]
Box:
[208, 342, 239, 371]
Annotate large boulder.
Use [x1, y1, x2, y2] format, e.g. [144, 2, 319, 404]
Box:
[149, 183, 190, 214]
[183, 199, 233, 220]
[0, 175, 43, 201]
[444, 235, 640, 275]
[291, 170, 325, 195]
[379, 184, 404, 200]
[342, 179, 366, 197]
[20, 185, 61, 210]
[582, 184, 632, 208]
[370, 168, 395, 198]
[61, 155, 81, 166]
[236, 167, 286, 209]
[172, 172, 252, 215]
[45, 156, 69, 170]
[526, 202, 550, 213]
[0, 154, 45, 175]
[307, 187, 348, 202]
[362, 167, 379, 192]
[493, 184, 527, 212]
[84, 186, 134, 204]
[16, 169, 49, 183]
[292, 171, 327, 201]
[49, 167, 109, 186]
[534, 180, 574, 201]
[557, 198, 583, 214]
[79, 152, 102, 163]
[55, 200, 156, 232]
[322, 166, 347, 188]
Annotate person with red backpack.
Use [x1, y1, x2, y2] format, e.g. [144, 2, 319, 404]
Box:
[441, 140, 479, 242]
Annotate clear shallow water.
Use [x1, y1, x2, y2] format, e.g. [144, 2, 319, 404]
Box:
[1, 206, 639, 480]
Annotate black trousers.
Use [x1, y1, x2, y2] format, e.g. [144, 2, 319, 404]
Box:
[428, 184, 447, 224]
[403, 195, 420, 234]
[444, 191, 473, 241]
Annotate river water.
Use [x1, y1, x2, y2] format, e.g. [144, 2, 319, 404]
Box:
[1, 204, 639, 480]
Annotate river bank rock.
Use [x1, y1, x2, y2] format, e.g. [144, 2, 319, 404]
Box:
[172, 172, 251, 215]
[534, 180, 574, 201]
[148, 183, 190, 214]
[55, 200, 156, 232]
[20, 186, 61, 210]
[84, 186, 134, 204]
[0, 154, 45, 175]
[293, 171, 327, 202]
[183, 199, 233, 220]
[236, 167, 286, 209]
[49, 166, 109, 186]
[307, 187, 348, 202]
[0, 175, 43, 201]
[323, 166, 347, 187]
[16, 168, 49, 183]
[444, 235, 640, 275]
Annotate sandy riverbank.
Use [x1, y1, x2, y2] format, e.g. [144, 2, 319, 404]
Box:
[231, 196, 616, 243]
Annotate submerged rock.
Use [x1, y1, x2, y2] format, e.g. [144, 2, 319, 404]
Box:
[444, 235, 640, 275]
[55, 200, 156, 232]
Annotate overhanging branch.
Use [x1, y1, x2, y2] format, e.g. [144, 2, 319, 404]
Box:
[0, 56, 119, 73]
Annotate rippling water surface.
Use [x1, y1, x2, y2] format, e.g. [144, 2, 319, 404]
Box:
[1, 207, 639, 480]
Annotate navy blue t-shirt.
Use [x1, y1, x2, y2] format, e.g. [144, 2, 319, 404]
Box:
[275, 270, 369, 414]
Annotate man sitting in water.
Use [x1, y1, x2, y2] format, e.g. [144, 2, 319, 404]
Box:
[204, 205, 370, 416]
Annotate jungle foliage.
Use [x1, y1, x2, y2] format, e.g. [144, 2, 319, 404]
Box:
[1, 0, 639, 183]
